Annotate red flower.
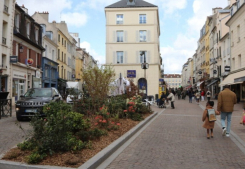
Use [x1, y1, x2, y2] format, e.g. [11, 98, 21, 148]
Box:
[111, 122, 115, 124]
[95, 116, 100, 120]
[102, 120, 107, 123]
[99, 120, 102, 122]
[107, 112, 110, 115]
[44, 118, 47, 122]
[94, 123, 98, 126]
[116, 123, 121, 126]
[123, 110, 127, 113]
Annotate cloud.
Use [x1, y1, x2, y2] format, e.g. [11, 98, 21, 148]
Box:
[80, 41, 105, 66]
[16, 0, 72, 22]
[162, 0, 229, 74]
[76, 0, 116, 10]
[61, 12, 88, 27]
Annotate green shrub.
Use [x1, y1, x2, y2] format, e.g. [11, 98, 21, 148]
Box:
[27, 152, 46, 164]
[76, 128, 107, 142]
[17, 141, 35, 151]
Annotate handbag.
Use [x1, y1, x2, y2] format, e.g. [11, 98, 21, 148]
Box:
[207, 109, 216, 122]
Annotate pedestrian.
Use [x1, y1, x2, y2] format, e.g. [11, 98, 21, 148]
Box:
[201, 90, 205, 101]
[217, 85, 237, 137]
[159, 92, 166, 108]
[206, 90, 211, 102]
[167, 90, 175, 109]
[240, 102, 245, 124]
[188, 88, 194, 103]
[202, 101, 220, 139]
[196, 91, 200, 104]
[177, 89, 181, 100]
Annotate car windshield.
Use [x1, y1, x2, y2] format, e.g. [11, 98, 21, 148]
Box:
[24, 88, 52, 97]
[66, 88, 80, 95]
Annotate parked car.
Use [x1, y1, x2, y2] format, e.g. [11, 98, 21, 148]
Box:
[15, 88, 62, 121]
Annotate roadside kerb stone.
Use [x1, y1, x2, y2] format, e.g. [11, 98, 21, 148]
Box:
[0, 112, 158, 169]
[79, 111, 158, 169]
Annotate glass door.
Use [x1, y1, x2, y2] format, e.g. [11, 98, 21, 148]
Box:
[18, 83, 25, 100]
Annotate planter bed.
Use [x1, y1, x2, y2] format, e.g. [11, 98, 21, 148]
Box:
[1, 113, 154, 168]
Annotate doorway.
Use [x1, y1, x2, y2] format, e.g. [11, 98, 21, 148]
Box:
[138, 78, 147, 96]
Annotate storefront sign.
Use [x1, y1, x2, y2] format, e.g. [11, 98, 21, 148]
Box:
[13, 71, 26, 80]
[36, 71, 41, 78]
[25, 59, 34, 65]
[10, 56, 18, 63]
[225, 66, 230, 72]
[127, 70, 136, 78]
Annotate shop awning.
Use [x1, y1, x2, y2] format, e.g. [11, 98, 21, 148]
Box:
[207, 79, 219, 87]
[220, 70, 245, 86]
[197, 81, 204, 87]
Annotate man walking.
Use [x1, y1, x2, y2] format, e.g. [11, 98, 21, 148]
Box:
[188, 88, 194, 103]
[217, 85, 237, 137]
[167, 90, 175, 109]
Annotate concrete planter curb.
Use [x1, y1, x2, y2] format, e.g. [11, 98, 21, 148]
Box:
[0, 112, 158, 169]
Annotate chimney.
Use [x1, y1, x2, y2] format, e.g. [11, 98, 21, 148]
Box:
[21, 4, 28, 14]
[38, 11, 49, 22]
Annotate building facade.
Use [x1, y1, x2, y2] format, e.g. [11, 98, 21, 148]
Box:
[12, 4, 44, 102]
[0, 0, 15, 96]
[164, 74, 182, 89]
[105, 0, 162, 96]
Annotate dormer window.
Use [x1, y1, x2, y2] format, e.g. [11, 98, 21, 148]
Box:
[127, 0, 136, 5]
[35, 28, 39, 44]
[26, 21, 30, 38]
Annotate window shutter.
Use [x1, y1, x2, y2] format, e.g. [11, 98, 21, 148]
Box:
[124, 51, 127, 64]
[136, 31, 139, 42]
[136, 51, 139, 63]
[147, 30, 151, 42]
[113, 51, 116, 64]
[124, 31, 127, 42]
[147, 51, 151, 63]
[113, 31, 116, 42]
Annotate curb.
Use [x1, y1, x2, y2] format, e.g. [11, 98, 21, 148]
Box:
[0, 112, 158, 169]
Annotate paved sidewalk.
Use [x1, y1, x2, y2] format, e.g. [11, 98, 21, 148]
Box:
[106, 99, 245, 169]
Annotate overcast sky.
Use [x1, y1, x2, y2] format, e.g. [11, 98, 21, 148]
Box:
[16, 0, 229, 74]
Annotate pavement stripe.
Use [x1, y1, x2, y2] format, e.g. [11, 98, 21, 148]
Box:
[199, 104, 245, 155]
[96, 109, 166, 169]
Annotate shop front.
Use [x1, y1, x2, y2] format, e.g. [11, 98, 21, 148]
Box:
[12, 70, 27, 102]
[234, 74, 245, 102]
[0, 75, 8, 92]
[42, 57, 58, 89]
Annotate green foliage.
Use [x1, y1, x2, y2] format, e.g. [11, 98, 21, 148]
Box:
[105, 95, 127, 116]
[21, 101, 90, 163]
[27, 152, 46, 164]
[82, 65, 116, 113]
[76, 128, 107, 142]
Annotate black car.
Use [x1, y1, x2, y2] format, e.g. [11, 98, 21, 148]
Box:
[16, 88, 62, 121]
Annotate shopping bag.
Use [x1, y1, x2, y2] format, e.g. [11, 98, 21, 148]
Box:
[207, 109, 216, 122]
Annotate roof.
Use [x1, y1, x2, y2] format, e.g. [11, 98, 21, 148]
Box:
[164, 74, 182, 78]
[105, 0, 157, 8]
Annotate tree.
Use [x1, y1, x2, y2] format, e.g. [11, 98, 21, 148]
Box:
[82, 65, 115, 112]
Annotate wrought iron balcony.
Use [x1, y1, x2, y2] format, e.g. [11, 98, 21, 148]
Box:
[4, 5, 8, 13]
[2, 37, 6, 45]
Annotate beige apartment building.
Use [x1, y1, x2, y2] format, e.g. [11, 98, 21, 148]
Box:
[0, 0, 15, 95]
[164, 74, 182, 89]
[105, 0, 162, 96]
[223, 0, 245, 101]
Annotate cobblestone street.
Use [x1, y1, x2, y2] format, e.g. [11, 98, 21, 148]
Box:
[106, 99, 245, 169]
[0, 114, 31, 155]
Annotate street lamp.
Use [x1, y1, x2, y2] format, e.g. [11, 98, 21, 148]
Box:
[61, 65, 64, 79]
[140, 51, 149, 96]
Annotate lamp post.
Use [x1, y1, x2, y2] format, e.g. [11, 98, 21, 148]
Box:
[61, 65, 64, 79]
[140, 51, 149, 96]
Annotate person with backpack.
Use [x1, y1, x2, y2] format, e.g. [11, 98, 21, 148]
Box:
[206, 90, 211, 101]
[202, 101, 220, 139]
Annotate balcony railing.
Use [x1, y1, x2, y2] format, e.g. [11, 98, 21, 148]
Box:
[2, 37, 6, 45]
[4, 5, 8, 13]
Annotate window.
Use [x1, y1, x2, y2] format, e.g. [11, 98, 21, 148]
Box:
[45, 65, 48, 77]
[62, 52, 63, 62]
[116, 14, 123, 24]
[52, 50, 54, 60]
[14, 13, 20, 32]
[116, 31, 124, 42]
[58, 49, 60, 60]
[139, 51, 147, 63]
[58, 34, 60, 42]
[232, 58, 235, 70]
[35, 29, 39, 43]
[62, 38, 63, 45]
[26, 22, 30, 38]
[139, 30, 146, 42]
[64, 54, 66, 63]
[237, 25, 240, 42]
[238, 55, 241, 68]
[45, 45, 47, 57]
[116, 51, 124, 64]
[139, 14, 146, 24]
[64, 40, 66, 47]
[46, 31, 53, 40]
[40, 24, 46, 34]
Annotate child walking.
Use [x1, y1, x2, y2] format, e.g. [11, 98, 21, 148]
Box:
[202, 101, 220, 139]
